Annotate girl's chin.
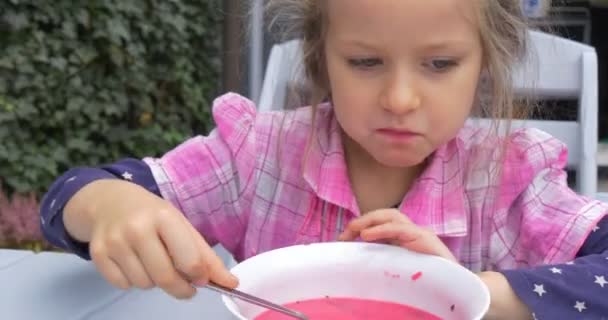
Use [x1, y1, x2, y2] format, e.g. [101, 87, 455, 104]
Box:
[373, 155, 428, 169]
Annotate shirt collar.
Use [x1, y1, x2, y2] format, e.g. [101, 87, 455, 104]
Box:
[302, 104, 359, 214]
[303, 105, 468, 237]
[401, 139, 468, 237]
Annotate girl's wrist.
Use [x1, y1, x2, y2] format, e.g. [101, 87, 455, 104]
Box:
[477, 271, 533, 320]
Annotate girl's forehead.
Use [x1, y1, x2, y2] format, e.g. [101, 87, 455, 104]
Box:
[325, 0, 480, 42]
[326, 0, 478, 20]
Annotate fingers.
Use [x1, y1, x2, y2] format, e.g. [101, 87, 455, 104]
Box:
[337, 209, 457, 262]
[188, 223, 239, 288]
[116, 249, 154, 289]
[360, 222, 457, 262]
[359, 222, 421, 243]
[157, 210, 238, 290]
[90, 231, 153, 290]
[156, 209, 201, 271]
[89, 203, 239, 300]
[339, 209, 406, 241]
[90, 209, 197, 299]
[91, 245, 130, 290]
[137, 235, 197, 299]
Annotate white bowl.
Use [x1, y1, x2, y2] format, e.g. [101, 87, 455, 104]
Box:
[222, 242, 490, 320]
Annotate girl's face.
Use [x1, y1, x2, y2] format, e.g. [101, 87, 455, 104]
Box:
[325, 0, 483, 168]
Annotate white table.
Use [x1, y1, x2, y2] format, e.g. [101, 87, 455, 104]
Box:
[0, 247, 239, 320]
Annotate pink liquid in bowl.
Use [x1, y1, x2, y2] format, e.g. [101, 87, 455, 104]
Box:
[255, 297, 442, 320]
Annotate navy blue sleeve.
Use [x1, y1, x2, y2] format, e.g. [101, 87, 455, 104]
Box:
[501, 216, 608, 319]
[39, 158, 160, 260]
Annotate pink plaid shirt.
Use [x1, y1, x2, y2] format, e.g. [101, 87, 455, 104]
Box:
[144, 93, 607, 272]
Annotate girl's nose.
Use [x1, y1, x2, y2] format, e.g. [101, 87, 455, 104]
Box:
[380, 73, 421, 114]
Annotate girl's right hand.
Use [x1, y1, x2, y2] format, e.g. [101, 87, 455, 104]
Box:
[63, 179, 238, 299]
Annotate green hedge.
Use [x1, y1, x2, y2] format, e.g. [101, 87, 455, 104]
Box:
[0, 0, 223, 195]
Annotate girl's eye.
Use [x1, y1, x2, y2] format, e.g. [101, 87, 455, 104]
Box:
[425, 59, 458, 72]
[348, 58, 383, 68]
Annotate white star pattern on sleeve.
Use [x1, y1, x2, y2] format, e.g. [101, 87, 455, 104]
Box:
[595, 275, 607, 288]
[533, 284, 546, 297]
[549, 267, 562, 274]
[593, 225, 600, 232]
[574, 301, 586, 313]
[121, 171, 133, 181]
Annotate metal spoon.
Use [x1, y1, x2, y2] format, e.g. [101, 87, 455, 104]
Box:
[205, 282, 309, 320]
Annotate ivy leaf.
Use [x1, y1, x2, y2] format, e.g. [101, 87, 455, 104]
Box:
[0, 0, 222, 195]
[107, 17, 130, 42]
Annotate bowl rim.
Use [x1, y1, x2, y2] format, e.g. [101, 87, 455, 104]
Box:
[221, 242, 490, 320]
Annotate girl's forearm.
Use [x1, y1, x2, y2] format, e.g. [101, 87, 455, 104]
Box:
[477, 271, 533, 320]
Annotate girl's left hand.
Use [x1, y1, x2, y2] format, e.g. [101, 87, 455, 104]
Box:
[338, 209, 458, 263]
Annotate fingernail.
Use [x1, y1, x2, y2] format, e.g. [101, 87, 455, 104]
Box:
[193, 279, 208, 287]
[229, 273, 239, 283]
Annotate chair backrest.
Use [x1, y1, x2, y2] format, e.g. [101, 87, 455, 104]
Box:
[258, 30, 599, 196]
[258, 39, 306, 112]
[508, 31, 598, 196]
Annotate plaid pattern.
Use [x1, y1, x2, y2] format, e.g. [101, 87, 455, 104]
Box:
[145, 93, 607, 270]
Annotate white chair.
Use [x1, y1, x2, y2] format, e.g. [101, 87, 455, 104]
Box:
[258, 30, 599, 197]
[258, 39, 307, 112]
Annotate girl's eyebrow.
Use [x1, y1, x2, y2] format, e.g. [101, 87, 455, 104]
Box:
[419, 39, 477, 51]
[334, 38, 381, 51]
[335, 36, 476, 52]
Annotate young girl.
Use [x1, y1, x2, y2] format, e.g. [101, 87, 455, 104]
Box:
[40, 1, 608, 319]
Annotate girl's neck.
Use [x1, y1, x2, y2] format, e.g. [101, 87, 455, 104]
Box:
[342, 133, 425, 214]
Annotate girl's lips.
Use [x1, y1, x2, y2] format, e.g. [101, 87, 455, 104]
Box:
[376, 128, 420, 141]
